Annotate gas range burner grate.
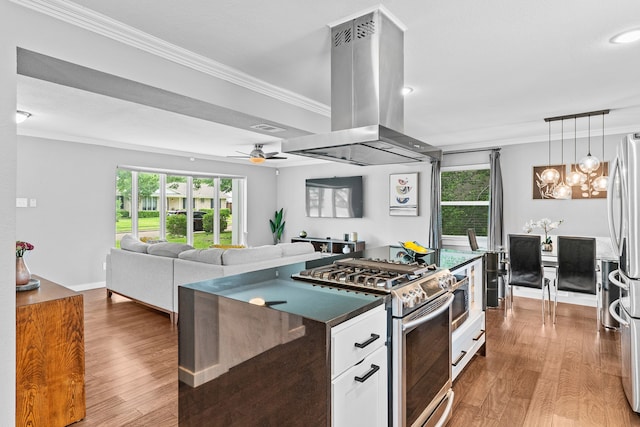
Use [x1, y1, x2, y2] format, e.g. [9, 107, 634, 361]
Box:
[294, 258, 437, 292]
[334, 257, 436, 275]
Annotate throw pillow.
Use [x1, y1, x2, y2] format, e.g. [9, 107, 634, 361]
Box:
[120, 234, 150, 253]
[147, 242, 194, 258]
[178, 248, 224, 265]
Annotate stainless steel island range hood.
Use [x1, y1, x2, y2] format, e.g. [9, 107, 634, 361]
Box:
[281, 8, 441, 166]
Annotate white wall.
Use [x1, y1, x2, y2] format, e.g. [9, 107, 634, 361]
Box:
[276, 162, 434, 249]
[16, 135, 278, 287]
[279, 132, 620, 253]
[0, 1, 17, 422]
[501, 134, 620, 241]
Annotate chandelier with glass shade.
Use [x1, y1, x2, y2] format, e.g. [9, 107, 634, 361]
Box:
[543, 109, 609, 198]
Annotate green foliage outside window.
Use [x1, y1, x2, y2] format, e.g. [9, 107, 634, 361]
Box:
[441, 169, 490, 237]
[202, 211, 230, 233]
[167, 214, 187, 237]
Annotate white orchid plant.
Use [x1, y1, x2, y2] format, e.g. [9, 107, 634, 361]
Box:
[523, 218, 564, 244]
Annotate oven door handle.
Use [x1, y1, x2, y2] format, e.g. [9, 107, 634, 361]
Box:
[402, 294, 455, 332]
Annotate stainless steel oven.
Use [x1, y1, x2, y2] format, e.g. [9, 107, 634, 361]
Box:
[392, 291, 454, 427]
[292, 258, 460, 426]
[451, 276, 469, 332]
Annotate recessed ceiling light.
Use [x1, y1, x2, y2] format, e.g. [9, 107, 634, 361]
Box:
[401, 87, 414, 96]
[611, 29, 640, 44]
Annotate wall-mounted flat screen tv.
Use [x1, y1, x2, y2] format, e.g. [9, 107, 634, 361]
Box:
[305, 176, 363, 218]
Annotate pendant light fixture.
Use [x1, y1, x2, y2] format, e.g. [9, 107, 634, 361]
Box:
[592, 112, 609, 192]
[552, 119, 572, 199]
[579, 115, 601, 173]
[540, 120, 560, 184]
[566, 117, 587, 186]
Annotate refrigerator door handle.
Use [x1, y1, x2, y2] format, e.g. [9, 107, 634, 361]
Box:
[608, 155, 623, 256]
[609, 299, 629, 327]
[609, 269, 629, 291]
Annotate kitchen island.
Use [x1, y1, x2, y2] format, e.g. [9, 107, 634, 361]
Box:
[178, 246, 485, 425]
[178, 260, 387, 426]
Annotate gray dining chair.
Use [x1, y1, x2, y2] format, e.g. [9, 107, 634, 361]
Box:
[506, 234, 552, 324]
[554, 236, 599, 328]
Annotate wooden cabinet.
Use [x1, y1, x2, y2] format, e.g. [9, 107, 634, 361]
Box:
[292, 237, 365, 255]
[16, 276, 85, 426]
[330, 305, 387, 427]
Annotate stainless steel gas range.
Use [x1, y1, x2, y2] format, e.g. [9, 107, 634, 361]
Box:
[293, 257, 467, 427]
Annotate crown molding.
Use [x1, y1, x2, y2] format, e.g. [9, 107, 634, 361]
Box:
[11, 0, 331, 117]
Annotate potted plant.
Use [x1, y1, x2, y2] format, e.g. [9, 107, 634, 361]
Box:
[270, 208, 285, 244]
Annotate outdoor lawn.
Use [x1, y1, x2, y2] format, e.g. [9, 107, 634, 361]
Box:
[116, 217, 233, 249]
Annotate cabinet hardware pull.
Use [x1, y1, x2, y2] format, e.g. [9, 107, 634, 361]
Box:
[472, 330, 485, 341]
[452, 351, 467, 367]
[354, 364, 380, 383]
[354, 333, 380, 349]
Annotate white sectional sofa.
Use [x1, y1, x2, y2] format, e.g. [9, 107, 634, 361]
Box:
[106, 235, 321, 323]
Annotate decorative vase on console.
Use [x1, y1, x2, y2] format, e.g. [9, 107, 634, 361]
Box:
[15, 241, 34, 286]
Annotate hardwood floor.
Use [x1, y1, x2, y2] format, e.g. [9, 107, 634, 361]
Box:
[74, 289, 178, 427]
[75, 288, 640, 426]
[451, 297, 640, 427]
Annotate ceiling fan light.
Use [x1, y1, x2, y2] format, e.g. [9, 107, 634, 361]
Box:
[566, 170, 587, 186]
[611, 29, 640, 44]
[16, 110, 31, 123]
[540, 167, 560, 184]
[579, 154, 600, 173]
[592, 175, 609, 192]
[553, 182, 572, 199]
[249, 156, 265, 164]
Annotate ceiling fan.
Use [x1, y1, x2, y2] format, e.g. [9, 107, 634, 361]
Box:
[229, 144, 287, 164]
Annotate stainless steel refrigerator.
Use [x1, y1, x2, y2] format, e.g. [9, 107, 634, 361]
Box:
[608, 132, 640, 412]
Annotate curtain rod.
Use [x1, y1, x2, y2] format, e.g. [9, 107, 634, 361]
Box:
[442, 147, 501, 156]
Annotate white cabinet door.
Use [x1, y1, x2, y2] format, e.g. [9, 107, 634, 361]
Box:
[332, 345, 388, 427]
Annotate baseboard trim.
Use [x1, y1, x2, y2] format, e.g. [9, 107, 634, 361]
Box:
[67, 281, 105, 292]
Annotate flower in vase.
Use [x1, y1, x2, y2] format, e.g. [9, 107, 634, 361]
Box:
[523, 218, 563, 244]
[16, 241, 34, 257]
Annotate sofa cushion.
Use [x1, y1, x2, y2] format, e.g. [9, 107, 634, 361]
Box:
[120, 234, 150, 253]
[178, 248, 224, 265]
[147, 242, 194, 258]
[278, 242, 315, 257]
[222, 245, 282, 265]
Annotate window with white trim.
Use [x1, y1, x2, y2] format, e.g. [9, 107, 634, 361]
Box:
[441, 165, 490, 237]
[115, 167, 245, 249]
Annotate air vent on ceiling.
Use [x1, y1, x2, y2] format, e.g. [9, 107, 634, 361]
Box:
[250, 123, 286, 133]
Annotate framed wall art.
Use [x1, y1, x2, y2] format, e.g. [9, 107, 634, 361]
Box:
[532, 164, 566, 199]
[570, 162, 608, 199]
[532, 162, 609, 199]
[390, 172, 418, 216]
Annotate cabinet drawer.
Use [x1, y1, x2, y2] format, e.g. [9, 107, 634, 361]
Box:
[331, 305, 386, 378]
[452, 311, 485, 368]
[332, 346, 388, 427]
